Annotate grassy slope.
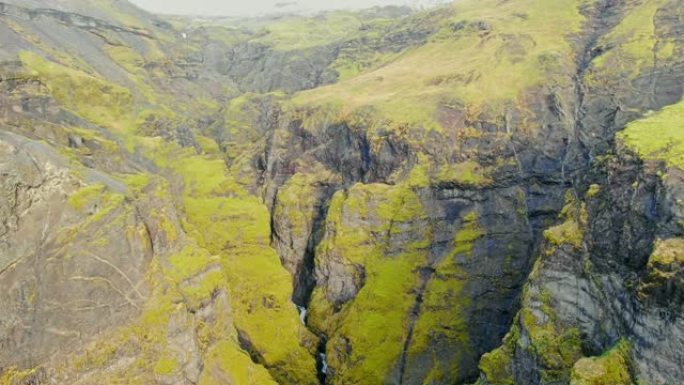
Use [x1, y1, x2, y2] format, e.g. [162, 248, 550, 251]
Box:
[292, 0, 590, 131]
[191, 7, 413, 52]
[619, 100, 684, 170]
[590, 0, 676, 78]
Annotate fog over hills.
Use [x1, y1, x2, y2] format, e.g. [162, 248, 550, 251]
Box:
[130, 0, 450, 16]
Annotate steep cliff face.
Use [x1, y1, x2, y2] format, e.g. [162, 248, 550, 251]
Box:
[0, 0, 683, 384]
[475, 1, 684, 384]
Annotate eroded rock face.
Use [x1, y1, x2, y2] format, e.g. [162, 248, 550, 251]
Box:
[218, 42, 339, 93]
[479, 150, 684, 385]
[0, 131, 152, 369]
[473, 0, 684, 383]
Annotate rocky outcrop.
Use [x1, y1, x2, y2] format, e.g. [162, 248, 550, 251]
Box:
[478, 149, 684, 385]
[216, 42, 339, 93]
[0, 130, 152, 370]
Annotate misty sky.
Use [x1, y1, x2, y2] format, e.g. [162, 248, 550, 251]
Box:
[129, 0, 449, 17]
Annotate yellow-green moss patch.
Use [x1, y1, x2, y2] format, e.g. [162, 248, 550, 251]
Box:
[570, 340, 633, 385]
[544, 192, 587, 249]
[619, 99, 684, 170]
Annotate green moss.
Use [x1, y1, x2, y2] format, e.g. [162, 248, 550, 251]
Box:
[196, 136, 221, 154]
[71, 343, 119, 372]
[520, 286, 583, 383]
[407, 258, 469, 370]
[66, 126, 121, 155]
[199, 340, 279, 385]
[586, 184, 601, 199]
[570, 340, 633, 385]
[153, 355, 178, 375]
[332, 255, 423, 383]
[405, 211, 483, 379]
[106, 45, 145, 74]
[436, 161, 492, 186]
[163, 245, 226, 308]
[105, 45, 159, 103]
[648, 238, 684, 267]
[0, 367, 40, 385]
[480, 329, 519, 385]
[273, 172, 331, 240]
[544, 220, 584, 249]
[407, 155, 432, 188]
[592, 0, 674, 75]
[406, 156, 492, 188]
[618, 100, 684, 170]
[68, 183, 126, 223]
[543, 192, 587, 249]
[643, 237, 684, 290]
[121, 173, 152, 196]
[20, 51, 134, 133]
[452, 218, 485, 257]
[479, 323, 519, 385]
[68, 184, 107, 211]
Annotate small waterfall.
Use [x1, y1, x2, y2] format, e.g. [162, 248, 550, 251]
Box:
[319, 352, 328, 375]
[296, 305, 307, 325]
[316, 336, 329, 383]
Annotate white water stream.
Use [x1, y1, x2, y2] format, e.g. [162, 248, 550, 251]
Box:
[296, 305, 307, 325]
[295, 303, 328, 381]
[319, 353, 328, 375]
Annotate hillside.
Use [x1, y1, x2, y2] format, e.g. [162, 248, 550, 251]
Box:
[0, 0, 683, 384]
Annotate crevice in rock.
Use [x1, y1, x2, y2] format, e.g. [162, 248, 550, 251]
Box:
[564, 0, 627, 189]
[236, 328, 267, 367]
[292, 189, 336, 307]
[397, 266, 434, 385]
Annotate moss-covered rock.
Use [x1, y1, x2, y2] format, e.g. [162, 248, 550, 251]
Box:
[570, 340, 634, 385]
[543, 192, 587, 250]
[308, 183, 431, 383]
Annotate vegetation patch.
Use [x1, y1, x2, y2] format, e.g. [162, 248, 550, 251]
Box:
[618, 100, 684, 170]
[479, 321, 520, 385]
[592, 0, 675, 75]
[20, 51, 134, 133]
[293, 0, 588, 131]
[570, 340, 633, 385]
[521, 291, 583, 383]
[544, 192, 587, 250]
